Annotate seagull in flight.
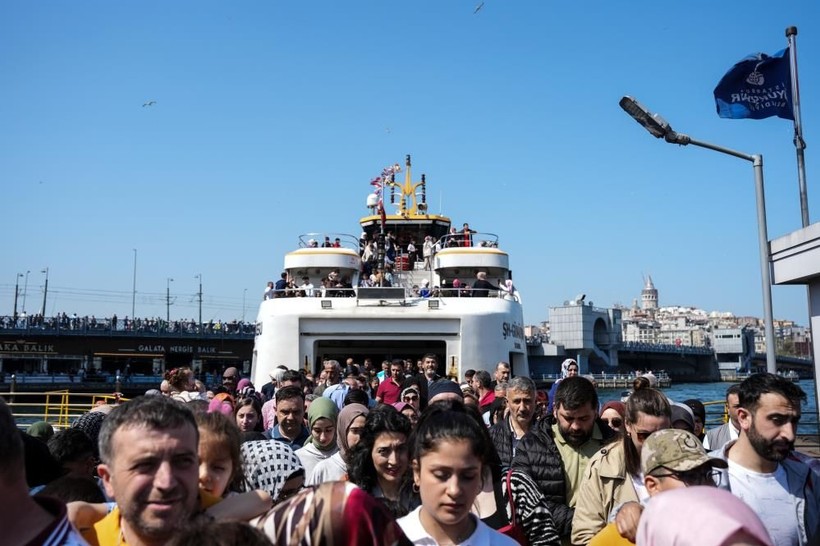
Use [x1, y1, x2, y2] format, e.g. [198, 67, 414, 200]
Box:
[142, 100, 157, 107]
[474, 2, 484, 14]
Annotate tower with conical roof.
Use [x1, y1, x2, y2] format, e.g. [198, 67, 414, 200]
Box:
[641, 275, 658, 311]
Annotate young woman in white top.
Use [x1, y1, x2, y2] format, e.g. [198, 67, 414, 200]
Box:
[397, 400, 518, 546]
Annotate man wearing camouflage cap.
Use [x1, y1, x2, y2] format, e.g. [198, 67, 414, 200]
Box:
[588, 428, 725, 545]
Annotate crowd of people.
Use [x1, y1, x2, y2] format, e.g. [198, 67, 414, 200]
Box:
[1, 312, 256, 335]
[4, 354, 817, 545]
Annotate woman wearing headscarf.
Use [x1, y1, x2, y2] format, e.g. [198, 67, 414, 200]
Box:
[71, 408, 109, 458]
[27, 421, 55, 442]
[208, 392, 235, 417]
[636, 486, 773, 546]
[547, 358, 578, 414]
[254, 481, 412, 545]
[307, 403, 369, 485]
[240, 440, 305, 506]
[296, 397, 340, 478]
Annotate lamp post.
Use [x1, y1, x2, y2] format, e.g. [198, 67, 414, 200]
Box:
[131, 249, 138, 319]
[21, 270, 30, 314]
[166, 277, 174, 325]
[242, 288, 247, 322]
[13, 273, 23, 319]
[41, 268, 49, 317]
[619, 96, 777, 374]
[195, 274, 202, 333]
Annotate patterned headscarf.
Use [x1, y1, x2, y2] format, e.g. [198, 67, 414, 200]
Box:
[261, 399, 277, 431]
[560, 358, 576, 378]
[71, 410, 107, 457]
[254, 481, 412, 546]
[241, 440, 304, 502]
[336, 404, 369, 461]
[305, 397, 339, 450]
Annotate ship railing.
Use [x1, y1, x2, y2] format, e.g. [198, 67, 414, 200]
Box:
[435, 231, 500, 250]
[297, 232, 361, 251]
[0, 316, 255, 337]
[1, 390, 129, 430]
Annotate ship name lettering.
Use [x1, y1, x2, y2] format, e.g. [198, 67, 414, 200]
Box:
[502, 322, 525, 341]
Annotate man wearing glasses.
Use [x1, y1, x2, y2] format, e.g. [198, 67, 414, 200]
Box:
[588, 428, 726, 545]
[221, 367, 239, 396]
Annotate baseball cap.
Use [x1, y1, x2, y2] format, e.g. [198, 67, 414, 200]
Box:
[641, 429, 727, 475]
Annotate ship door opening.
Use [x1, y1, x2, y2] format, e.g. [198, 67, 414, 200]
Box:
[314, 340, 447, 376]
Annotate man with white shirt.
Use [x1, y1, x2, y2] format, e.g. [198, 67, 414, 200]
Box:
[710, 373, 819, 546]
[703, 383, 741, 450]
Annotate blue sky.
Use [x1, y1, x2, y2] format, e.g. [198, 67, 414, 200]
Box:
[2, 1, 819, 327]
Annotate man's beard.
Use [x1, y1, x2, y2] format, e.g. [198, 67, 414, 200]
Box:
[558, 422, 592, 447]
[747, 419, 793, 462]
[121, 492, 196, 542]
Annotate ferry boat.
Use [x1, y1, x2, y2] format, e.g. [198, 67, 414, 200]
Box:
[251, 155, 528, 384]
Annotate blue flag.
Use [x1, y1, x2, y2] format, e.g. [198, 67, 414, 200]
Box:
[714, 47, 793, 120]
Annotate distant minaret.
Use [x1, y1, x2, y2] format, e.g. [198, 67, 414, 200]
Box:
[641, 275, 658, 311]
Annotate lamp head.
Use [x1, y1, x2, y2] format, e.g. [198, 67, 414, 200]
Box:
[619, 96, 672, 139]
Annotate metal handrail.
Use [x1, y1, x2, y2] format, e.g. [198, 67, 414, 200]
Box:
[1, 390, 128, 429]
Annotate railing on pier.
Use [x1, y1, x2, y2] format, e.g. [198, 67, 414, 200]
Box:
[0, 315, 255, 338]
[2, 390, 128, 429]
[537, 372, 672, 389]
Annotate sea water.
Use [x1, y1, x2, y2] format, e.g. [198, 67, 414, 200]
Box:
[598, 380, 819, 435]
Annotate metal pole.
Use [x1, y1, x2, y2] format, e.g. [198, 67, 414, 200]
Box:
[41, 268, 49, 317]
[166, 277, 173, 325]
[679, 136, 777, 374]
[22, 270, 30, 314]
[131, 249, 137, 319]
[786, 27, 810, 228]
[197, 274, 202, 333]
[13, 273, 21, 319]
[753, 155, 778, 374]
[242, 288, 247, 322]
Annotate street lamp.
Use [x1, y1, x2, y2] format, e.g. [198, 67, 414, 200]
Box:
[166, 277, 174, 325]
[242, 288, 247, 322]
[41, 268, 49, 317]
[21, 270, 30, 314]
[619, 96, 777, 374]
[131, 249, 138, 319]
[195, 273, 202, 333]
[13, 273, 23, 319]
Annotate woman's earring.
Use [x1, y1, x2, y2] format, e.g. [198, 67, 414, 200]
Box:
[412, 483, 420, 493]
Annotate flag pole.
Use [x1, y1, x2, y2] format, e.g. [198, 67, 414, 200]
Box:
[786, 26, 810, 227]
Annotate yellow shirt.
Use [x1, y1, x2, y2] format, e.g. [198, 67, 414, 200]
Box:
[551, 422, 605, 508]
[82, 490, 221, 546]
[588, 522, 635, 546]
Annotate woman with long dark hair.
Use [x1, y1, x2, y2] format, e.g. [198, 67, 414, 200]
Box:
[348, 405, 411, 513]
[234, 396, 264, 433]
[571, 388, 671, 545]
[398, 400, 561, 546]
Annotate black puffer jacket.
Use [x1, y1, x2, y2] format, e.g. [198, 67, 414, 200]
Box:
[489, 415, 522, 471]
[511, 417, 614, 538]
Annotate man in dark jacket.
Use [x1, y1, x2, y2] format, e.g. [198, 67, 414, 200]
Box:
[489, 375, 536, 470]
[511, 375, 614, 540]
